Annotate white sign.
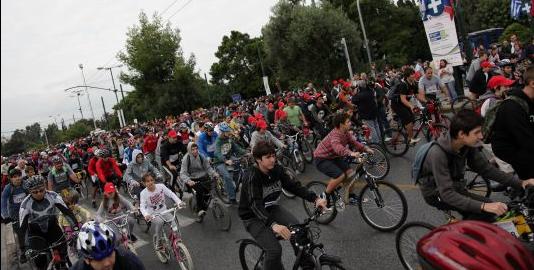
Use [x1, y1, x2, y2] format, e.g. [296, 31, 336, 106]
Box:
[263, 76, 271, 95]
[419, 0, 463, 67]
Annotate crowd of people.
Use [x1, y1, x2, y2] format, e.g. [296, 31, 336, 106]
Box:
[1, 33, 534, 270]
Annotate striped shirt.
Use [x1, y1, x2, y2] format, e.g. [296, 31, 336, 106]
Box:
[313, 128, 365, 159]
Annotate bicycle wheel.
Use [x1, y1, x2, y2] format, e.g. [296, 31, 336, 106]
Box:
[358, 180, 408, 231]
[293, 150, 306, 173]
[153, 234, 171, 264]
[303, 181, 337, 224]
[215, 177, 230, 204]
[300, 139, 314, 163]
[211, 201, 231, 231]
[238, 239, 265, 270]
[396, 222, 435, 270]
[424, 123, 448, 142]
[465, 170, 491, 198]
[174, 242, 194, 270]
[382, 128, 409, 157]
[363, 143, 390, 180]
[451, 96, 475, 114]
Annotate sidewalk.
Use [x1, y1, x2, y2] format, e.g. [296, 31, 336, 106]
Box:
[1, 222, 17, 270]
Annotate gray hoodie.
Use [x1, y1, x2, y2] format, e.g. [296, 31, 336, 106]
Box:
[123, 149, 162, 184]
[180, 142, 217, 183]
[249, 130, 284, 150]
[419, 132, 522, 213]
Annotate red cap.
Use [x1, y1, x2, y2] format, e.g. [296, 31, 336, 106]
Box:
[332, 80, 338, 85]
[487, 75, 515, 89]
[256, 120, 268, 130]
[414, 71, 422, 81]
[342, 82, 351, 89]
[480, 61, 495, 69]
[168, 130, 178, 138]
[104, 182, 116, 194]
[278, 101, 285, 108]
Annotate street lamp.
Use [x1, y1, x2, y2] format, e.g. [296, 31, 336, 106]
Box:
[356, 0, 372, 65]
[79, 64, 98, 129]
[97, 64, 125, 127]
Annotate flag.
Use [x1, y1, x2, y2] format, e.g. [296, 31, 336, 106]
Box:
[511, 0, 522, 19]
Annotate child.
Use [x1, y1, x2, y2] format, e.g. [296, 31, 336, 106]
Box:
[96, 182, 138, 242]
[58, 192, 91, 239]
[139, 173, 183, 249]
[1, 169, 29, 262]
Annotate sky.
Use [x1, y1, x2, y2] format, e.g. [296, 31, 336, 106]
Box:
[1, 0, 278, 136]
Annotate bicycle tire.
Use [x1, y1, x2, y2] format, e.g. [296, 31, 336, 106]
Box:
[424, 123, 448, 142]
[382, 128, 409, 157]
[153, 234, 171, 264]
[212, 201, 231, 231]
[300, 139, 314, 163]
[215, 177, 230, 204]
[358, 181, 408, 232]
[175, 242, 194, 270]
[465, 170, 491, 198]
[293, 150, 306, 173]
[395, 222, 435, 270]
[364, 143, 390, 180]
[238, 239, 265, 270]
[303, 181, 337, 224]
[320, 261, 347, 270]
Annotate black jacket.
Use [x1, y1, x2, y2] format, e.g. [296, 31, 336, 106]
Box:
[70, 247, 145, 270]
[238, 165, 317, 227]
[352, 86, 378, 120]
[491, 88, 534, 179]
[469, 69, 493, 96]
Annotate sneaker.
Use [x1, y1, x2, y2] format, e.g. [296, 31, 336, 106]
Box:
[409, 138, 421, 145]
[349, 194, 369, 204]
[196, 210, 206, 223]
[129, 234, 138, 242]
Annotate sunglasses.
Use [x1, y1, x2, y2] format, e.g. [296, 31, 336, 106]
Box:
[31, 188, 46, 195]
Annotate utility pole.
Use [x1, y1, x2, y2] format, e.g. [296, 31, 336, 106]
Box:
[79, 64, 97, 129]
[204, 73, 212, 107]
[42, 128, 49, 149]
[101, 96, 109, 130]
[75, 92, 84, 119]
[119, 84, 126, 125]
[98, 65, 125, 128]
[340, 38, 354, 79]
[356, 0, 372, 65]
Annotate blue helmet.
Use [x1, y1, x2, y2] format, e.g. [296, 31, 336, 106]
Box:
[219, 122, 232, 133]
[77, 221, 116, 260]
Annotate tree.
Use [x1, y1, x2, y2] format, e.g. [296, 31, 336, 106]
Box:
[263, 1, 362, 87]
[2, 130, 27, 156]
[210, 31, 266, 99]
[499, 22, 533, 44]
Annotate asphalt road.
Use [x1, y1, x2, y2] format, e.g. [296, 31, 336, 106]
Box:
[7, 142, 453, 270]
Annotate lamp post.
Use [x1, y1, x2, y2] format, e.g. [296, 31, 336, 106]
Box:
[356, 0, 372, 65]
[79, 64, 97, 129]
[97, 64, 125, 127]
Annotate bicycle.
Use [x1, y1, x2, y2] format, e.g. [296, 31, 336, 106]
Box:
[395, 187, 534, 270]
[215, 155, 250, 204]
[151, 206, 194, 269]
[72, 169, 88, 200]
[450, 95, 480, 114]
[237, 209, 346, 270]
[303, 153, 408, 231]
[102, 211, 137, 255]
[382, 107, 449, 157]
[351, 125, 391, 180]
[26, 232, 78, 270]
[187, 177, 231, 231]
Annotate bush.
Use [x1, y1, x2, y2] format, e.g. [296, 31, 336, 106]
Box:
[499, 23, 533, 44]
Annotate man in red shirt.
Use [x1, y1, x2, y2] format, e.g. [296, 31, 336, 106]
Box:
[314, 112, 374, 207]
[142, 130, 158, 164]
[95, 148, 123, 189]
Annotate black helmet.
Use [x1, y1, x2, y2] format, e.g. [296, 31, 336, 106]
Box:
[25, 175, 46, 191]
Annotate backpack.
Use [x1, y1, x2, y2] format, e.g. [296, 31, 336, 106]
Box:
[482, 95, 529, 143]
[412, 141, 449, 185]
[386, 78, 401, 102]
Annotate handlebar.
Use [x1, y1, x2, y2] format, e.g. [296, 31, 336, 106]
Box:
[101, 211, 135, 228]
[26, 232, 79, 258]
[149, 205, 186, 223]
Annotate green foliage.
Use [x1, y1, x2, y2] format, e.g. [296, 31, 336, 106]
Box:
[210, 31, 266, 99]
[499, 22, 534, 43]
[262, 1, 362, 87]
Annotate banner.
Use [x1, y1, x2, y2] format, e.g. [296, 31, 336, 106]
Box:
[419, 0, 463, 67]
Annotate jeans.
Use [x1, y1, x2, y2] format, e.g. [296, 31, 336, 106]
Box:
[424, 190, 494, 222]
[189, 176, 211, 212]
[377, 106, 391, 138]
[445, 81, 457, 101]
[152, 212, 176, 244]
[362, 119, 381, 144]
[243, 206, 313, 270]
[215, 163, 236, 200]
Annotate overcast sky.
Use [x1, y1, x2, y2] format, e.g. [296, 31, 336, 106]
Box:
[1, 0, 278, 136]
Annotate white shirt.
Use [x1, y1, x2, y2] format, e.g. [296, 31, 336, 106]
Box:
[140, 183, 182, 216]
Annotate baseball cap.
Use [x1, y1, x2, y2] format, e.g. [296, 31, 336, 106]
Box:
[256, 120, 268, 130]
[168, 130, 178, 138]
[480, 61, 495, 68]
[103, 182, 116, 194]
[487, 75, 515, 89]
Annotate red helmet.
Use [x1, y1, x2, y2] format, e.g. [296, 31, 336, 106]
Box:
[417, 221, 534, 270]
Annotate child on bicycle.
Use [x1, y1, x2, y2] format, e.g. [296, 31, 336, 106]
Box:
[139, 172, 183, 249]
[95, 182, 138, 242]
[1, 168, 28, 262]
[58, 192, 91, 240]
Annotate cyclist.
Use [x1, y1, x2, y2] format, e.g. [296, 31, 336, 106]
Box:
[419, 110, 534, 221]
[283, 98, 307, 128]
[417, 67, 447, 103]
[160, 129, 186, 194]
[96, 182, 138, 242]
[73, 221, 145, 270]
[47, 155, 80, 200]
[239, 141, 327, 270]
[213, 122, 247, 205]
[88, 149, 102, 208]
[249, 120, 286, 150]
[390, 67, 421, 144]
[139, 173, 183, 250]
[19, 175, 79, 270]
[123, 149, 163, 202]
[197, 121, 218, 159]
[95, 148, 123, 188]
[58, 191, 91, 241]
[180, 142, 219, 222]
[314, 112, 374, 208]
[1, 168, 28, 262]
[479, 75, 515, 117]
[25, 165, 37, 178]
[142, 129, 158, 164]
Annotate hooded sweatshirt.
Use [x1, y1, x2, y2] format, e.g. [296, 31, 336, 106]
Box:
[249, 130, 284, 150]
[419, 132, 522, 213]
[123, 149, 162, 184]
[179, 142, 217, 183]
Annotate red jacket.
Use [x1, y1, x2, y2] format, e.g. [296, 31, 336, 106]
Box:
[143, 134, 158, 154]
[95, 158, 122, 184]
[87, 157, 98, 176]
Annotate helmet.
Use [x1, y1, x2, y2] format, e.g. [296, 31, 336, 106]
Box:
[204, 122, 214, 131]
[40, 151, 46, 157]
[94, 149, 102, 158]
[25, 175, 46, 190]
[77, 221, 116, 260]
[51, 156, 62, 164]
[179, 123, 188, 130]
[99, 149, 110, 158]
[417, 221, 534, 270]
[219, 122, 232, 133]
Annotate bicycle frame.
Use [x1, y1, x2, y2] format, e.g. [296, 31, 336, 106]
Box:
[103, 212, 133, 250]
[26, 232, 76, 270]
[152, 207, 185, 262]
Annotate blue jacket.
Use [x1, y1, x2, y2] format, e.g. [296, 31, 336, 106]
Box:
[1, 184, 28, 220]
[197, 132, 218, 159]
